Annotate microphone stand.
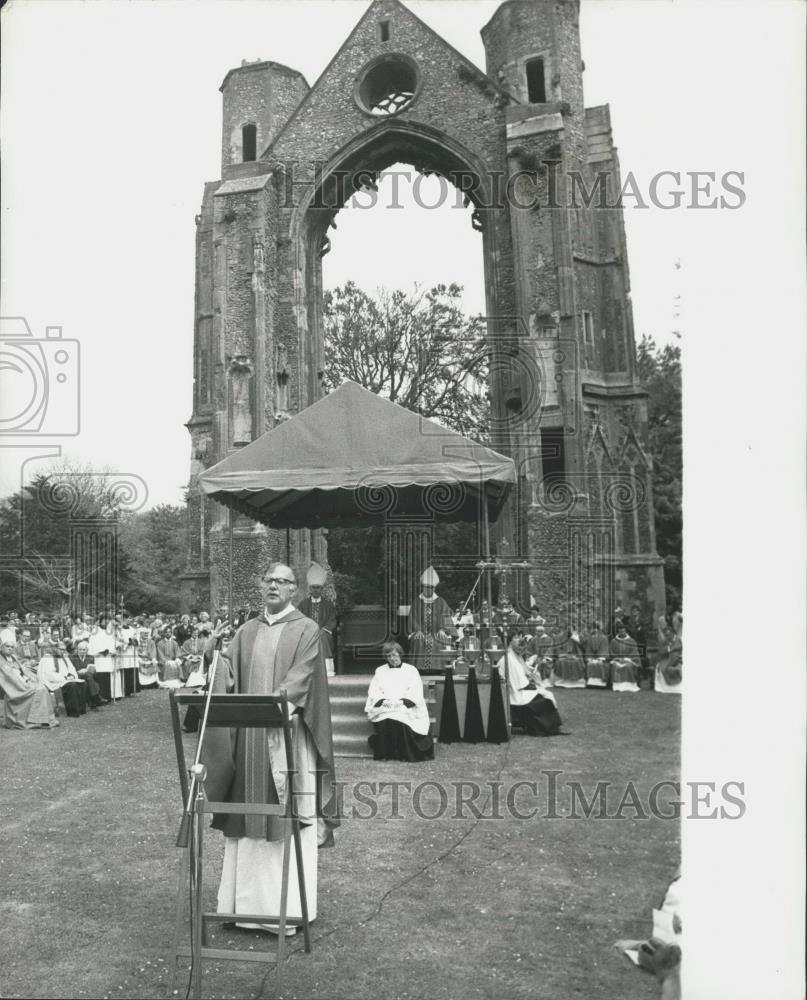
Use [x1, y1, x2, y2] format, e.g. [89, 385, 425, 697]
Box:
[176, 634, 224, 849]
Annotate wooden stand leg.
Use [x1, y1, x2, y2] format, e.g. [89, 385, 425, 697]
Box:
[191, 798, 204, 1000]
[292, 821, 311, 953]
[169, 848, 188, 997]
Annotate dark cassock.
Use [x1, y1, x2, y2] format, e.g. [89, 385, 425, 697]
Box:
[407, 566, 453, 673]
[69, 649, 104, 706]
[298, 563, 338, 677]
[38, 648, 88, 716]
[583, 626, 610, 688]
[0, 648, 59, 728]
[609, 629, 641, 692]
[201, 606, 339, 931]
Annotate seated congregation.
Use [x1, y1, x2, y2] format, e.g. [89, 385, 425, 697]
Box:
[0, 610, 228, 730]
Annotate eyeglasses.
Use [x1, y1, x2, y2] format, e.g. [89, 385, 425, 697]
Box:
[263, 577, 295, 587]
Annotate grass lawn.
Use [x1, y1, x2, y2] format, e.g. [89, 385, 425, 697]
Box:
[0, 687, 679, 1000]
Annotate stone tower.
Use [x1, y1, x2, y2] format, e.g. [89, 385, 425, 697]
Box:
[181, 0, 666, 628]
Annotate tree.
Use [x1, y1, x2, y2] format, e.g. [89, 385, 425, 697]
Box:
[0, 460, 188, 618]
[636, 335, 682, 610]
[323, 283, 489, 610]
[323, 281, 489, 439]
[117, 504, 188, 614]
[0, 461, 134, 617]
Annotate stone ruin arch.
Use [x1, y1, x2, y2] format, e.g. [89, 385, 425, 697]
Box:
[181, 0, 666, 627]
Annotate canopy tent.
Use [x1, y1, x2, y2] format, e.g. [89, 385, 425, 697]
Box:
[198, 381, 515, 528]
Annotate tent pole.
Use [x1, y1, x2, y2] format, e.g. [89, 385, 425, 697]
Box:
[228, 510, 234, 621]
[483, 494, 494, 617]
[484, 492, 510, 736]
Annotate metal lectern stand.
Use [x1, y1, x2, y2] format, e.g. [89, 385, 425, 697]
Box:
[168, 690, 312, 999]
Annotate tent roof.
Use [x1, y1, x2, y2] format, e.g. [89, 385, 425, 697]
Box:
[198, 381, 514, 528]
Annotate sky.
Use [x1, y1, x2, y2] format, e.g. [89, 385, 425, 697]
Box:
[2, 0, 791, 509]
[1, 6, 806, 991]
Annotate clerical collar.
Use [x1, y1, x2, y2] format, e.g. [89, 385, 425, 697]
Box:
[263, 604, 295, 625]
[419, 593, 438, 603]
[310, 596, 321, 604]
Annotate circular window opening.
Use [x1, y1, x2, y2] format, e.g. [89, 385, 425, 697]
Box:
[355, 56, 419, 116]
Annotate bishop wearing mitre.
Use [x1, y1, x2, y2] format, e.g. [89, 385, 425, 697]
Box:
[298, 563, 338, 677]
[407, 566, 453, 673]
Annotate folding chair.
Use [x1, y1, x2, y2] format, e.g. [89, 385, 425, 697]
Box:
[168, 690, 311, 999]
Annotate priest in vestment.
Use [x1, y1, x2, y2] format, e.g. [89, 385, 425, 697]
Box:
[17, 630, 40, 667]
[407, 566, 453, 673]
[202, 562, 338, 935]
[298, 563, 338, 677]
[553, 628, 587, 688]
[495, 635, 563, 737]
[609, 626, 641, 692]
[0, 638, 58, 728]
[655, 615, 682, 694]
[525, 620, 555, 683]
[583, 622, 610, 688]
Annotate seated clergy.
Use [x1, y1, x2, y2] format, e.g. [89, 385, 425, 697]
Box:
[552, 627, 587, 688]
[496, 634, 564, 737]
[583, 622, 610, 688]
[0, 636, 58, 729]
[180, 625, 209, 687]
[69, 639, 105, 707]
[655, 615, 682, 695]
[365, 641, 433, 762]
[17, 629, 40, 667]
[156, 626, 184, 686]
[524, 619, 555, 683]
[135, 630, 160, 688]
[298, 563, 338, 677]
[38, 640, 88, 716]
[609, 626, 641, 692]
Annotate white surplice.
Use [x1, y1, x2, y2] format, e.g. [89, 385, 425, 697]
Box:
[365, 662, 430, 735]
[496, 650, 557, 708]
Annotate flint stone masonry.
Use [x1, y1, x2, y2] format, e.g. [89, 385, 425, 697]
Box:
[181, 0, 666, 626]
